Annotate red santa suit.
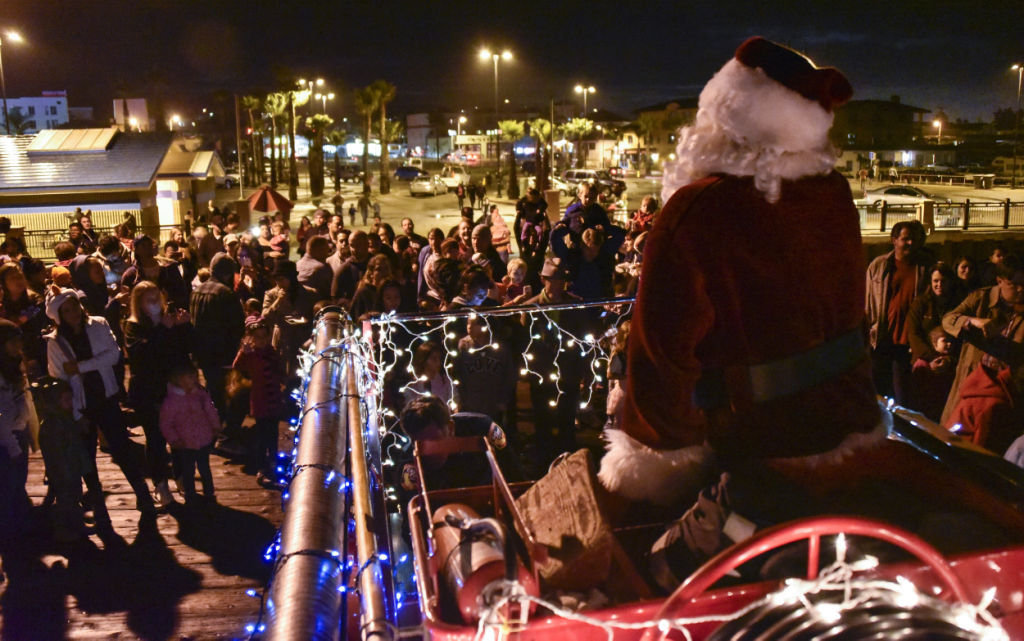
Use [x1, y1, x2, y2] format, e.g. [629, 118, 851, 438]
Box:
[598, 38, 1024, 554]
[598, 37, 882, 504]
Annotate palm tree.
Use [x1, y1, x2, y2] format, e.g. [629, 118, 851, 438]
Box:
[428, 112, 448, 160]
[305, 114, 335, 198]
[325, 127, 348, 192]
[354, 86, 381, 190]
[2, 108, 33, 135]
[635, 113, 661, 176]
[498, 120, 525, 200]
[372, 80, 397, 194]
[564, 118, 594, 168]
[264, 92, 288, 188]
[242, 95, 264, 185]
[286, 89, 310, 201]
[382, 120, 404, 151]
[529, 118, 553, 191]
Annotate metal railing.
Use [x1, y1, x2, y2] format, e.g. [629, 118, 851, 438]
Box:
[262, 298, 636, 639]
[859, 199, 1024, 234]
[264, 310, 355, 641]
[897, 173, 1021, 188]
[17, 223, 181, 260]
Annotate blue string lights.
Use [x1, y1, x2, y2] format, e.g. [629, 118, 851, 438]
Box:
[241, 300, 634, 638]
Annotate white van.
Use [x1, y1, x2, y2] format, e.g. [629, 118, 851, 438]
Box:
[439, 165, 471, 191]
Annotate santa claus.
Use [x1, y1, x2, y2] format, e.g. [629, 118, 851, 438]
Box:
[598, 37, 883, 506]
[595, 37, 1024, 583]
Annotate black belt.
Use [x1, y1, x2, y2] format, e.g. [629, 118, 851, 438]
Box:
[695, 328, 866, 410]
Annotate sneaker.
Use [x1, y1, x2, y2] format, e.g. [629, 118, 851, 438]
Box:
[154, 481, 176, 510]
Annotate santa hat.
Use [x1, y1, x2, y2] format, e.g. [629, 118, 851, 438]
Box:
[661, 37, 853, 204]
[707, 37, 851, 151]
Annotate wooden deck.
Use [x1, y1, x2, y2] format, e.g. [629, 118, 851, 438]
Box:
[0, 427, 284, 641]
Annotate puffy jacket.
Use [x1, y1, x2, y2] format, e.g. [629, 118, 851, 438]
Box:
[159, 383, 220, 449]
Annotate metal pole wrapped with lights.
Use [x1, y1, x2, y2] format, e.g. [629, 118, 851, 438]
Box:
[263, 309, 352, 641]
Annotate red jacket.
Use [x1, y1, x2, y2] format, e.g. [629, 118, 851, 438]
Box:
[233, 345, 285, 419]
[620, 172, 879, 461]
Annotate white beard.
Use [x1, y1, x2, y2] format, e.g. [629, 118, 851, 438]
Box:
[661, 59, 840, 205]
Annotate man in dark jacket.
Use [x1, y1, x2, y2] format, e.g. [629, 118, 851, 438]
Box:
[190, 253, 245, 421]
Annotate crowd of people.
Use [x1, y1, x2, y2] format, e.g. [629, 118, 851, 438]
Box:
[0, 185, 658, 548]
[866, 221, 1024, 461]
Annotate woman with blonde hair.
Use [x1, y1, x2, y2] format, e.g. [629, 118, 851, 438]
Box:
[123, 281, 194, 508]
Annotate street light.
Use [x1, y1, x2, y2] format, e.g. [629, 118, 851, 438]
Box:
[1, 30, 25, 135]
[297, 77, 324, 113]
[479, 48, 512, 165]
[1012, 63, 1023, 189]
[574, 84, 596, 118]
[933, 119, 942, 145]
[315, 92, 335, 114]
[479, 48, 512, 120]
[457, 115, 467, 137]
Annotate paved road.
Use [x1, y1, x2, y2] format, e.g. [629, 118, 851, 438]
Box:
[218, 172, 664, 243]
[217, 172, 1024, 244]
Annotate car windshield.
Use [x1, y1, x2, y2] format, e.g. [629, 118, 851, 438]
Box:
[595, 170, 611, 179]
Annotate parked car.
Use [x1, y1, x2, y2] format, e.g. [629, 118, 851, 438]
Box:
[526, 174, 571, 196]
[855, 185, 951, 209]
[439, 165, 471, 191]
[216, 169, 240, 189]
[409, 174, 447, 197]
[394, 165, 428, 181]
[562, 168, 626, 195]
[334, 163, 365, 183]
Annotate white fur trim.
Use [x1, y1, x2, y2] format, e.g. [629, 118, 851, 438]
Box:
[661, 58, 838, 205]
[598, 429, 713, 505]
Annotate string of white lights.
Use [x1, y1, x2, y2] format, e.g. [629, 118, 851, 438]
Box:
[469, 533, 1008, 641]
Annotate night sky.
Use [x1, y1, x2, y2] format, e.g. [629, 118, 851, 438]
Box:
[3, 0, 1023, 123]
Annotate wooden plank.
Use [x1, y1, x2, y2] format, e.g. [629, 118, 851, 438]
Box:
[1, 427, 285, 641]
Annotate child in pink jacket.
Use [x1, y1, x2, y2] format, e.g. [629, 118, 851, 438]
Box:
[160, 362, 220, 504]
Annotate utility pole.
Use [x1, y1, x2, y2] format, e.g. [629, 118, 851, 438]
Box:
[234, 94, 244, 200]
[1012, 64, 1023, 189]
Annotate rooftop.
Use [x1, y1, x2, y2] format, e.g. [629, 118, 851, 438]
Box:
[634, 97, 699, 114]
[0, 128, 173, 196]
[157, 147, 225, 179]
